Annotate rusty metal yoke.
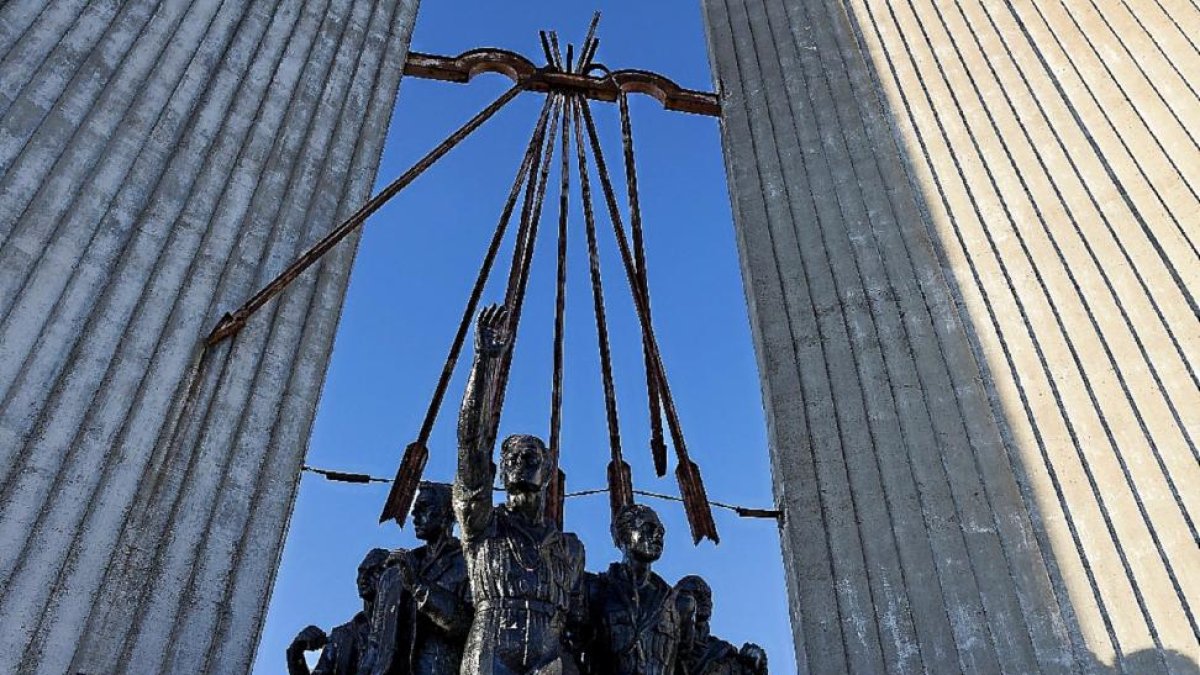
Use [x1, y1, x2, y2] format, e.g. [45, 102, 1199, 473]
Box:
[404, 49, 721, 117]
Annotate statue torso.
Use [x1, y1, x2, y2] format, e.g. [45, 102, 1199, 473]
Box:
[461, 504, 585, 674]
[585, 563, 682, 675]
[367, 540, 470, 675]
[685, 637, 752, 675]
[313, 612, 370, 675]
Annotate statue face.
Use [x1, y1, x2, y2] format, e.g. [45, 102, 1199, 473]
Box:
[694, 596, 713, 633]
[620, 509, 665, 563]
[691, 601, 712, 640]
[500, 436, 549, 492]
[356, 552, 386, 601]
[677, 577, 713, 641]
[412, 488, 451, 541]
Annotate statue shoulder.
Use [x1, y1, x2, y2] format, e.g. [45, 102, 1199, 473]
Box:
[373, 565, 403, 601]
[706, 635, 740, 661]
[563, 531, 586, 574]
[437, 538, 469, 581]
[328, 613, 363, 645]
[562, 530, 584, 550]
[561, 531, 585, 558]
[582, 568, 605, 599]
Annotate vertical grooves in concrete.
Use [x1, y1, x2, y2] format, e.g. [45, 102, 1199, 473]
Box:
[0, 0, 256, 594]
[212, 4, 418, 671]
[0, 0, 212, 336]
[162, 0, 398, 669]
[0, 0, 97, 117]
[0, 0, 419, 672]
[704, 0, 1199, 672]
[0, 2, 59, 62]
[0, 0, 123, 170]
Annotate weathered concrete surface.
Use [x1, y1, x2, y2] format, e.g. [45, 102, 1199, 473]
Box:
[0, 0, 419, 671]
[703, 0, 1199, 672]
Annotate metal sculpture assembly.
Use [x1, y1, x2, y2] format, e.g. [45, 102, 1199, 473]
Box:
[253, 14, 769, 675]
[371, 19, 721, 546]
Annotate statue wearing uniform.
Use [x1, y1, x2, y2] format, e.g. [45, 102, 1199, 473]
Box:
[454, 305, 586, 674]
[580, 503, 684, 675]
[366, 482, 471, 674]
[288, 548, 389, 675]
[675, 576, 767, 675]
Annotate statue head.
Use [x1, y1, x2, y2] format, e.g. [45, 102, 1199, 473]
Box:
[357, 548, 390, 601]
[411, 481, 454, 542]
[612, 503, 665, 564]
[676, 574, 713, 640]
[499, 434, 551, 494]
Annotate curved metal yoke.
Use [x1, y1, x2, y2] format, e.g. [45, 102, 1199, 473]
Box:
[403, 49, 721, 117]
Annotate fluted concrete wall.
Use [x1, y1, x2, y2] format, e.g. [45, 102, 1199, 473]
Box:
[0, 0, 418, 672]
[703, 0, 1198, 672]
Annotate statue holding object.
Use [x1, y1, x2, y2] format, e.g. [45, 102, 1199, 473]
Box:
[365, 482, 471, 674]
[675, 576, 768, 675]
[454, 305, 587, 674]
[288, 548, 389, 675]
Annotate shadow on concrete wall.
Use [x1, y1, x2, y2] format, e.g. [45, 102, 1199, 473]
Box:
[830, 0, 1200, 671]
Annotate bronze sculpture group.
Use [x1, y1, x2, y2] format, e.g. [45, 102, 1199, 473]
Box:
[289, 308, 766, 674]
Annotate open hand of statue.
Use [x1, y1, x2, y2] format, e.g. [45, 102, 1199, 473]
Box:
[475, 304, 511, 358]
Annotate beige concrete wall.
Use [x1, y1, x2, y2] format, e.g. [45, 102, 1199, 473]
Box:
[0, 0, 418, 672]
[703, 0, 1199, 672]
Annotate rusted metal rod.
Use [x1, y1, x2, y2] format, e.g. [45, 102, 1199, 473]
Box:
[576, 11, 601, 74]
[574, 96, 719, 544]
[417, 95, 557, 446]
[377, 94, 556, 525]
[571, 94, 633, 520]
[619, 91, 667, 478]
[488, 95, 562, 434]
[546, 91, 571, 530]
[205, 82, 526, 347]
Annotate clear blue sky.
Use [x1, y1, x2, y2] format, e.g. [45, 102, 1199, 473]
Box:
[255, 2, 794, 672]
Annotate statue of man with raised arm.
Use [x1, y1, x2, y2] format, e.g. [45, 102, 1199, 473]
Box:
[454, 305, 587, 674]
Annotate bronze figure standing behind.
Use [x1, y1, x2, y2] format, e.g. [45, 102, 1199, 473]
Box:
[675, 576, 768, 675]
[366, 482, 471, 674]
[288, 548, 389, 675]
[578, 503, 685, 675]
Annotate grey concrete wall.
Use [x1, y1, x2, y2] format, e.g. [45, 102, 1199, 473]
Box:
[0, 0, 419, 671]
[702, 0, 1199, 672]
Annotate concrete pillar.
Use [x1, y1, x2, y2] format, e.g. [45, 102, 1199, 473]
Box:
[0, 0, 419, 671]
[702, 0, 1199, 672]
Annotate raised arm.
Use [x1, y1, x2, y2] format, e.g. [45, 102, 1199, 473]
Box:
[454, 304, 510, 537]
